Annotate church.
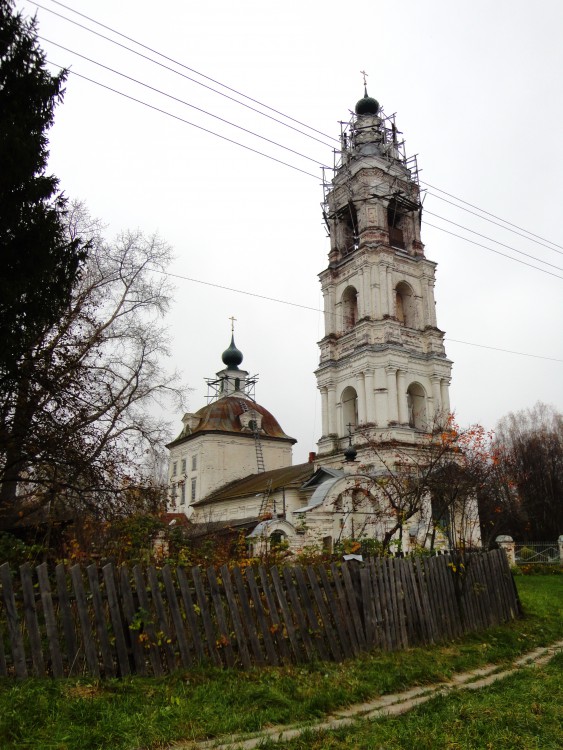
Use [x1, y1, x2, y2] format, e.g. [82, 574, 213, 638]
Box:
[166, 88, 481, 554]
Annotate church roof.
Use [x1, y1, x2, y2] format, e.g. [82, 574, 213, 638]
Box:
[192, 462, 315, 506]
[167, 395, 296, 447]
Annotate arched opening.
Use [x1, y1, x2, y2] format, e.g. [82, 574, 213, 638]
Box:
[407, 382, 427, 429]
[341, 286, 358, 331]
[339, 201, 359, 255]
[341, 386, 358, 433]
[269, 530, 287, 547]
[395, 281, 416, 327]
[387, 199, 406, 249]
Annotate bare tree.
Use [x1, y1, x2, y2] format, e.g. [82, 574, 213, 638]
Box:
[0, 203, 185, 529]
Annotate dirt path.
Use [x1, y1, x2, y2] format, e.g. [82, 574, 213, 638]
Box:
[171, 639, 563, 750]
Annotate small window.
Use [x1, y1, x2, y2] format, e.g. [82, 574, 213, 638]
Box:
[191, 478, 197, 501]
[172, 461, 177, 476]
[181, 458, 186, 474]
[180, 484, 185, 506]
[191, 455, 197, 471]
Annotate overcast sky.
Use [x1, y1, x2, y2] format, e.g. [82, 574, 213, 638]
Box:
[19, 0, 563, 462]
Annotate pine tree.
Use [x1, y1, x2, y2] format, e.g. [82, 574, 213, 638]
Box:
[0, 0, 86, 382]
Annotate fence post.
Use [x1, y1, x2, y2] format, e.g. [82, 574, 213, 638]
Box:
[558, 535, 563, 565]
[495, 536, 516, 566]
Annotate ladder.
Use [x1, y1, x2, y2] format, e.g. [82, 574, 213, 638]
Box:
[258, 479, 273, 518]
[238, 400, 265, 474]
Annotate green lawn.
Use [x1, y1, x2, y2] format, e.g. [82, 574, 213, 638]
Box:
[0, 575, 561, 750]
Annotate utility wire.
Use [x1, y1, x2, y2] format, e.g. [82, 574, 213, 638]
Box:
[422, 181, 563, 252]
[51, 66, 322, 180]
[49, 62, 563, 280]
[157, 269, 563, 363]
[422, 222, 563, 280]
[41, 37, 331, 169]
[425, 190, 563, 256]
[30, 0, 337, 148]
[31, 2, 563, 256]
[423, 209, 563, 271]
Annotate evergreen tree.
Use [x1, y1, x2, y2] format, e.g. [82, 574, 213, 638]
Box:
[0, 0, 86, 383]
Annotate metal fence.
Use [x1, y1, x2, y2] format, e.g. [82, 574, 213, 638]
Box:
[514, 542, 560, 565]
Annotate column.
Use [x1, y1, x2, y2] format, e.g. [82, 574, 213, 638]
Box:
[356, 373, 366, 424]
[397, 369, 408, 424]
[386, 366, 398, 423]
[386, 267, 395, 318]
[362, 266, 372, 318]
[320, 386, 329, 436]
[357, 270, 365, 319]
[441, 378, 451, 414]
[327, 385, 337, 435]
[374, 367, 388, 426]
[431, 375, 442, 419]
[496, 536, 516, 567]
[364, 369, 376, 423]
[379, 262, 389, 316]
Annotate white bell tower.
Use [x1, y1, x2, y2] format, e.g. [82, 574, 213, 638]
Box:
[316, 87, 452, 463]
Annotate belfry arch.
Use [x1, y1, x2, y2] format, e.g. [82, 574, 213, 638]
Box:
[341, 386, 358, 433]
[407, 382, 427, 429]
[341, 286, 358, 331]
[395, 281, 416, 327]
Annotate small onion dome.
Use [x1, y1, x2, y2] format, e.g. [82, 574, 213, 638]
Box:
[344, 443, 358, 462]
[221, 335, 243, 369]
[355, 87, 379, 116]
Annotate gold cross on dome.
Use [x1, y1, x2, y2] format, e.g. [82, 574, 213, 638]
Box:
[360, 70, 368, 87]
[229, 316, 237, 333]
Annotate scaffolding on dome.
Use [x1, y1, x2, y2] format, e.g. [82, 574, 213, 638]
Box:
[204, 373, 259, 403]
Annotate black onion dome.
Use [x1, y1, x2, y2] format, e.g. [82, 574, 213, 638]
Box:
[222, 335, 243, 369]
[355, 86, 379, 116]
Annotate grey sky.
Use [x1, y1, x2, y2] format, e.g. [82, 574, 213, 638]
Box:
[20, 0, 563, 461]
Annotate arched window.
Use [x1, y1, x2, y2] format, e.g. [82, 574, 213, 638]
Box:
[387, 199, 405, 249]
[341, 386, 358, 432]
[269, 530, 286, 547]
[341, 286, 358, 331]
[395, 281, 416, 327]
[407, 382, 427, 429]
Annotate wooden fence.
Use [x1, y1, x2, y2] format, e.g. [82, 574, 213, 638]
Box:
[0, 549, 520, 679]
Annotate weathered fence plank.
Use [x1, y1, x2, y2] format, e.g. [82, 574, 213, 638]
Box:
[55, 564, 78, 673]
[176, 566, 205, 663]
[20, 563, 45, 677]
[0, 562, 27, 678]
[70, 565, 100, 678]
[219, 565, 252, 669]
[119, 566, 147, 676]
[103, 563, 131, 677]
[87, 565, 115, 677]
[257, 565, 289, 663]
[161, 565, 192, 669]
[147, 566, 176, 672]
[232, 566, 267, 667]
[132, 565, 163, 677]
[307, 565, 342, 661]
[36, 563, 64, 678]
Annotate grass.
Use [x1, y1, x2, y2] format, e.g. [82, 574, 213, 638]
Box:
[0, 576, 561, 750]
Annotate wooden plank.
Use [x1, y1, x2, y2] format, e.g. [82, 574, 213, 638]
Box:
[147, 566, 176, 672]
[233, 567, 267, 666]
[306, 565, 342, 661]
[414, 557, 436, 643]
[318, 565, 353, 658]
[428, 555, 451, 640]
[440, 555, 460, 639]
[206, 567, 235, 668]
[219, 565, 251, 669]
[191, 567, 221, 667]
[403, 557, 427, 645]
[389, 557, 408, 650]
[55, 564, 79, 673]
[338, 563, 365, 651]
[282, 566, 315, 661]
[230, 566, 265, 666]
[36, 562, 64, 678]
[380, 558, 399, 650]
[176, 567, 205, 663]
[372, 558, 391, 651]
[0, 563, 27, 678]
[366, 560, 384, 650]
[19, 563, 46, 677]
[257, 565, 290, 663]
[102, 564, 131, 677]
[132, 565, 163, 676]
[269, 566, 303, 662]
[359, 566, 376, 649]
[161, 565, 191, 669]
[86, 565, 115, 677]
[0, 621, 7, 676]
[70, 565, 100, 678]
[397, 558, 417, 645]
[294, 566, 329, 661]
[119, 566, 146, 676]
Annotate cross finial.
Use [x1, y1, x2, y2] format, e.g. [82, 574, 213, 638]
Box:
[360, 70, 368, 87]
[229, 316, 236, 334]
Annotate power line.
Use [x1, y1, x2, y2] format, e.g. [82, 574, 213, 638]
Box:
[50, 66, 323, 180]
[30, 1, 563, 259]
[423, 210, 563, 271]
[422, 181, 563, 253]
[41, 37, 331, 169]
[422, 221, 563, 280]
[30, 0, 337, 148]
[157, 269, 563, 363]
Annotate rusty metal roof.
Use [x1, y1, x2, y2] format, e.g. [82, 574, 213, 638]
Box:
[193, 462, 315, 506]
[168, 396, 296, 447]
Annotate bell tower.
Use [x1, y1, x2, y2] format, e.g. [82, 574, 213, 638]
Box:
[316, 88, 452, 463]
